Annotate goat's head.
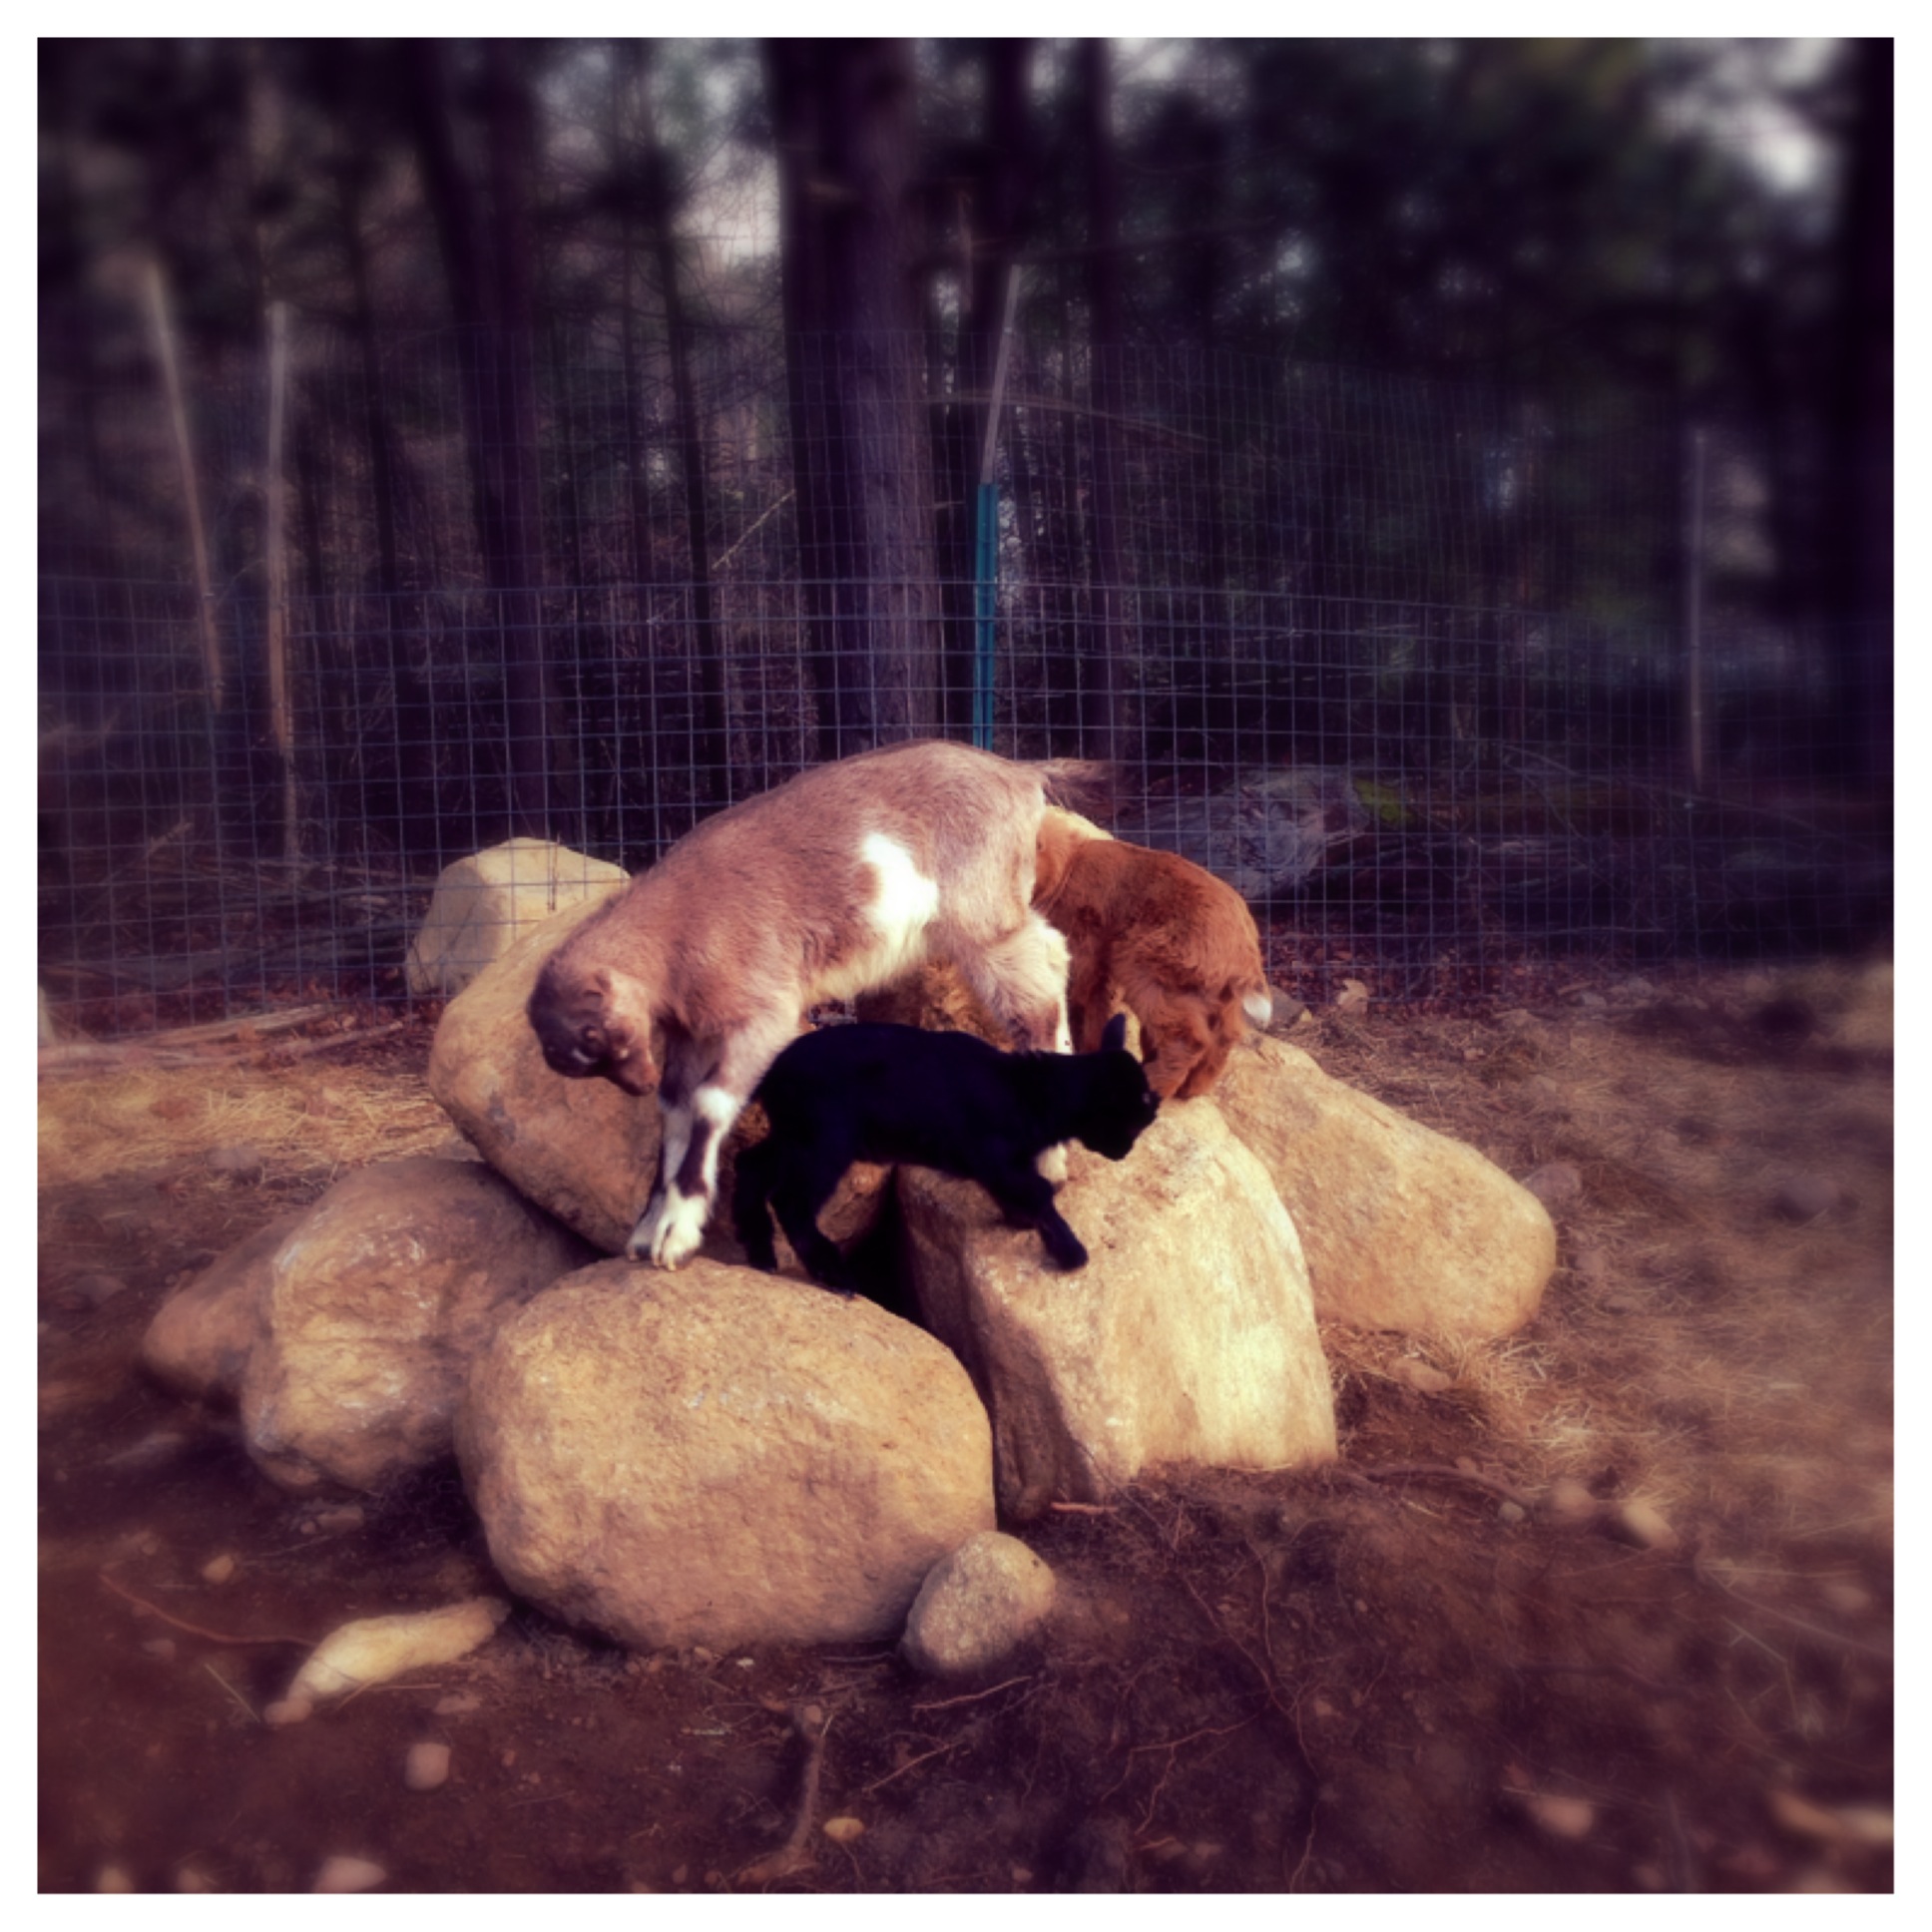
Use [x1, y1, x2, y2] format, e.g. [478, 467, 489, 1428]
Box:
[1075, 1011, 1164, 1160]
[527, 957, 659, 1096]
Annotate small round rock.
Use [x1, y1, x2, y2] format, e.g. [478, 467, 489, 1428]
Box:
[404, 1740, 452, 1791]
[901, 1531, 1056, 1679]
[313, 1854, 386, 1893]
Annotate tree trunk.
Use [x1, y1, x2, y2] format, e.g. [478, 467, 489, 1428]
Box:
[1078, 39, 1128, 766]
[1823, 37, 1892, 787]
[403, 38, 558, 838]
[637, 48, 728, 804]
[766, 38, 938, 761]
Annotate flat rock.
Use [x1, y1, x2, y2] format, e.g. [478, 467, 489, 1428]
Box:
[286, 1599, 511, 1703]
[1212, 1036, 1556, 1339]
[406, 838, 628, 997]
[899, 1103, 1336, 1521]
[457, 1259, 996, 1651]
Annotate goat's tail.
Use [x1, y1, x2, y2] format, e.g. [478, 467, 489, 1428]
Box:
[1032, 757, 1116, 818]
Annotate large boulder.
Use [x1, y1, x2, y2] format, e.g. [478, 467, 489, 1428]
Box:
[233, 1159, 594, 1491]
[406, 838, 629, 997]
[140, 1208, 309, 1402]
[898, 1104, 1336, 1521]
[457, 1259, 996, 1651]
[1213, 1035, 1556, 1338]
[429, 895, 886, 1257]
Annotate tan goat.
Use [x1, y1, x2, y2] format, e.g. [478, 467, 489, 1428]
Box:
[528, 741, 1091, 1267]
[1032, 808, 1273, 1101]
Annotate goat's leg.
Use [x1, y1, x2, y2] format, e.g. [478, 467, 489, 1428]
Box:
[635, 1013, 799, 1269]
[1065, 947, 1117, 1055]
[628, 1097, 692, 1261]
[988, 1164, 1090, 1270]
[767, 1162, 858, 1295]
[956, 915, 1076, 1180]
[730, 1139, 781, 1271]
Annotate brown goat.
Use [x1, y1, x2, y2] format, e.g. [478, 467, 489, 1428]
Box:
[528, 741, 1093, 1267]
[1032, 809, 1272, 1101]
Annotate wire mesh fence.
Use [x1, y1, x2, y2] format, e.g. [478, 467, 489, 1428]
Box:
[38, 316, 1891, 1036]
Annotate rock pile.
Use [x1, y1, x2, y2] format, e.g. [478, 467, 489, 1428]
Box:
[145, 879, 1557, 1666]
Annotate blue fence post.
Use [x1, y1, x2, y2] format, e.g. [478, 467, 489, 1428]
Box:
[971, 267, 1021, 754]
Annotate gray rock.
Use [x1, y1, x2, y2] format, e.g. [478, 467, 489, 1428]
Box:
[208, 1145, 266, 1181]
[1521, 1162, 1585, 1211]
[406, 838, 628, 998]
[458, 1260, 996, 1651]
[1116, 768, 1368, 898]
[901, 1532, 1056, 1678]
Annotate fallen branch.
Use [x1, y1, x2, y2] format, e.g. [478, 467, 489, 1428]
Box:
[259, 1020, 411, 1065]
[911, 1674, 1034, 1713]
[98, 1569, 311, 1649]
[737, 1702, 833, 1886]
[1695, 1567, 1894, 1665]
[861, 1739, 957, 1795]
[202, 1659, 261, 1724]
[1337, 1461, 1539, 1510]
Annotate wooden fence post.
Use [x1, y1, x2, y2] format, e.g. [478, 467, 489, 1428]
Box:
[144, 256, 224, 712]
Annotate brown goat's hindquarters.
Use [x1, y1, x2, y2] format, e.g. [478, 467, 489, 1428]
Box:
[1034, 834, 1269, 1103]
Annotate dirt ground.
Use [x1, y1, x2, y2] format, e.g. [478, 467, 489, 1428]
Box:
[37, 959, 1893, 1894]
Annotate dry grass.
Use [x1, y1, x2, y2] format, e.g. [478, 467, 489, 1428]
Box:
[1307, 958, 1892, 1545]
[37, 1050, 454, 1194]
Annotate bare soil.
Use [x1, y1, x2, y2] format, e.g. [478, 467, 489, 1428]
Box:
[38, 963, 1893, 1893]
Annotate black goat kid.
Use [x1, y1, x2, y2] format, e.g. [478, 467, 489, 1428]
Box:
[732, 1015, 1161, 1293]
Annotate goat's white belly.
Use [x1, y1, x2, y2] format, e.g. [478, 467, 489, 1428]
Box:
[810, 831, 941, 1003]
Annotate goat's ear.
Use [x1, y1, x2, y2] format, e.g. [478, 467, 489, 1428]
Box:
[604, 1018, 660, 1096]
[1100, 1012, 1129, 1055]
[600, 976, 661, 1095]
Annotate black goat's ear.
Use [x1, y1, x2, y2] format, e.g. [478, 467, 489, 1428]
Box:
[1100, 1012, 1129, 1054]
